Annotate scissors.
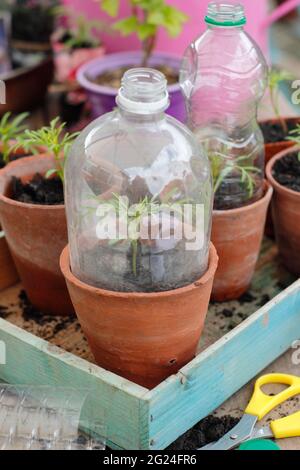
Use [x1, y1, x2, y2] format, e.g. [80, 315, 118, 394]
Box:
[200, 373, 300, 450]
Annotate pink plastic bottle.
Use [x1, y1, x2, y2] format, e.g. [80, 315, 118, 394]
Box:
[180, 2, 268, 210]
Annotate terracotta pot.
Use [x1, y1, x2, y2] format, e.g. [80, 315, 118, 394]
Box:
[0, 58, 54, 117]
[60, 243, 218, 389]
[261, 117, 300, 238]
[266, 147, 300, 276]
[261, 117, 300, 165]
[211, 181, 273, 302]
[0, 231, 19, 291]
[0, 154, 74, 316]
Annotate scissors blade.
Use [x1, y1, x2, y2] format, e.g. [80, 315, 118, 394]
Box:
[250, 424, 274, 441]
[199, 414, 258, 450]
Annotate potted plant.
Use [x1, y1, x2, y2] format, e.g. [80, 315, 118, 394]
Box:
[8, 0, 58, 53]
[260, 67, 300, 164]
[60, 67, 218, 388]
[0, 118, 79, 315]
[266, 125, 300, 276]
[77, 0, 188, 121]
[0, 112, 30, 168]
[0, 111, 33, 290]
[51, 8, 106, 84]
[209, 147, 273, 301]
[1, 1, 55, 116]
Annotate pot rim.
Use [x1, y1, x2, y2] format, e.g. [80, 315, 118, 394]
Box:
[266, 145, 300, 199]
[76, 50, 182, 96]
[60, 243, 218, 299]
[259, 116, 300, 126]
[213, 179, 273, 218]
[0, 153, 65, 211]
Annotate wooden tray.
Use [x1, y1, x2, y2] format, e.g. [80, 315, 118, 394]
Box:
[0, 238, 299, 450]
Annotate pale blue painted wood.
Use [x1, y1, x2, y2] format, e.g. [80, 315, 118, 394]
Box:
[145, 279, 300, 450]
[0, 320, 149, 450]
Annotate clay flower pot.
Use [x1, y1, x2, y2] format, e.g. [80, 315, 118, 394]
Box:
[60, 243, 218, 389]
[266, 147, 300, 276]
[261, 117, 300, 165]
[211, 181, 273, 302]
[0, 154, 74, 316]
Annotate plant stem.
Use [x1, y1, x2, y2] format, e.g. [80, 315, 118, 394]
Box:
[142, 34, 156, 67]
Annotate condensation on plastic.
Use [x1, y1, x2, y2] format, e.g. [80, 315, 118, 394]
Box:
[65, 68, 213, 293]
[180, 2, 268, 209]
[0, 385, 106, 450]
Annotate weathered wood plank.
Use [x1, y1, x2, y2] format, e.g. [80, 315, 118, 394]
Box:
[0, 319, 149, 450]
[146, 280, 300, 449]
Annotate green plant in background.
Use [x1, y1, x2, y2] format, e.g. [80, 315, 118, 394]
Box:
[98, 0, 188, 66]
[3, 0, 59, 44]
[210, 152, 261, 199]
[287, 124, 300, 161]
[0, 112, 29, 163]
[54, 6, 110, 49]
[268, 67, 294, 133]
[14, 117, 79, 182]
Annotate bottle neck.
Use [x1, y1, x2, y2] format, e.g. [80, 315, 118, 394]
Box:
[119, 107, 165, 123]
[207, 24, 244, 34]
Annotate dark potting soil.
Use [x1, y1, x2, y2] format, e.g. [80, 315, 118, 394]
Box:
[260, 118, 299, 144]
[92, 65, 179, 89]
[167, 415, 239, 450]
[11, 173, 64, 205]
[272, 152, 300, 193]
[213, 179, 262, 210]
[0, 152, 31, 169]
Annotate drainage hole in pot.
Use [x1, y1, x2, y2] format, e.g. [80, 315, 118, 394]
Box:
[168, 358, 177, 365]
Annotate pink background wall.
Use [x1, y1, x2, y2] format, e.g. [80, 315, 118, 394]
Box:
[63, 0, 270, 55]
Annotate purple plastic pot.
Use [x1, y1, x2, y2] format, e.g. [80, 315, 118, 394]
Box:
[77, 51, 186, 122]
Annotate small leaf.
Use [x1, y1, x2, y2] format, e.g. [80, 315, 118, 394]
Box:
[113, 16, 139, 35]
[100, 0, 120, 17]
[137, 23, 156, 40]
[45, 168, 58, 179]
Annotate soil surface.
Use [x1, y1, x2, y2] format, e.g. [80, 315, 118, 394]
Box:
[0, 152, 31, 169]
[11, 173, 64, 205]
[168, 415, 239, 450]
[91, 65, 178, 89]
[260, 118, 299, 144]
[214, 178, 263, 210]
[273, 152, 300, 193]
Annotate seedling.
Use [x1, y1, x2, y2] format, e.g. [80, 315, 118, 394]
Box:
[268, 67, 294, 134]
[14, 117, 79, 182]
[87, 188, 195, 276]
[0, 112, 29, 163]
[286, 124, 300, 161]
[98, 0, 188, 66]
[210, 152, 261, 199]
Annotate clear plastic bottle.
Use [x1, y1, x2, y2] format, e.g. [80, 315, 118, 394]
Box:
[180, 2, 268, 210]
[65, 68, 213, 293]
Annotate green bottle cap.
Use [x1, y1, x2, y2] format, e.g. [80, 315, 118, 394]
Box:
[238, 439, 281, 451]
[205, 2, 246, 27]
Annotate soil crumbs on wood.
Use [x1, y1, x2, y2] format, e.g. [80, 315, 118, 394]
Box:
[273, 152, 300, 193]
[11, 173, 64, 205]
[0, 289, 93, 362]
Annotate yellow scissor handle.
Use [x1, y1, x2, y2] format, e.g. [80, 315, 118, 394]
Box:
[271, 411, 300, 439]
[245, 373, 300, 420]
